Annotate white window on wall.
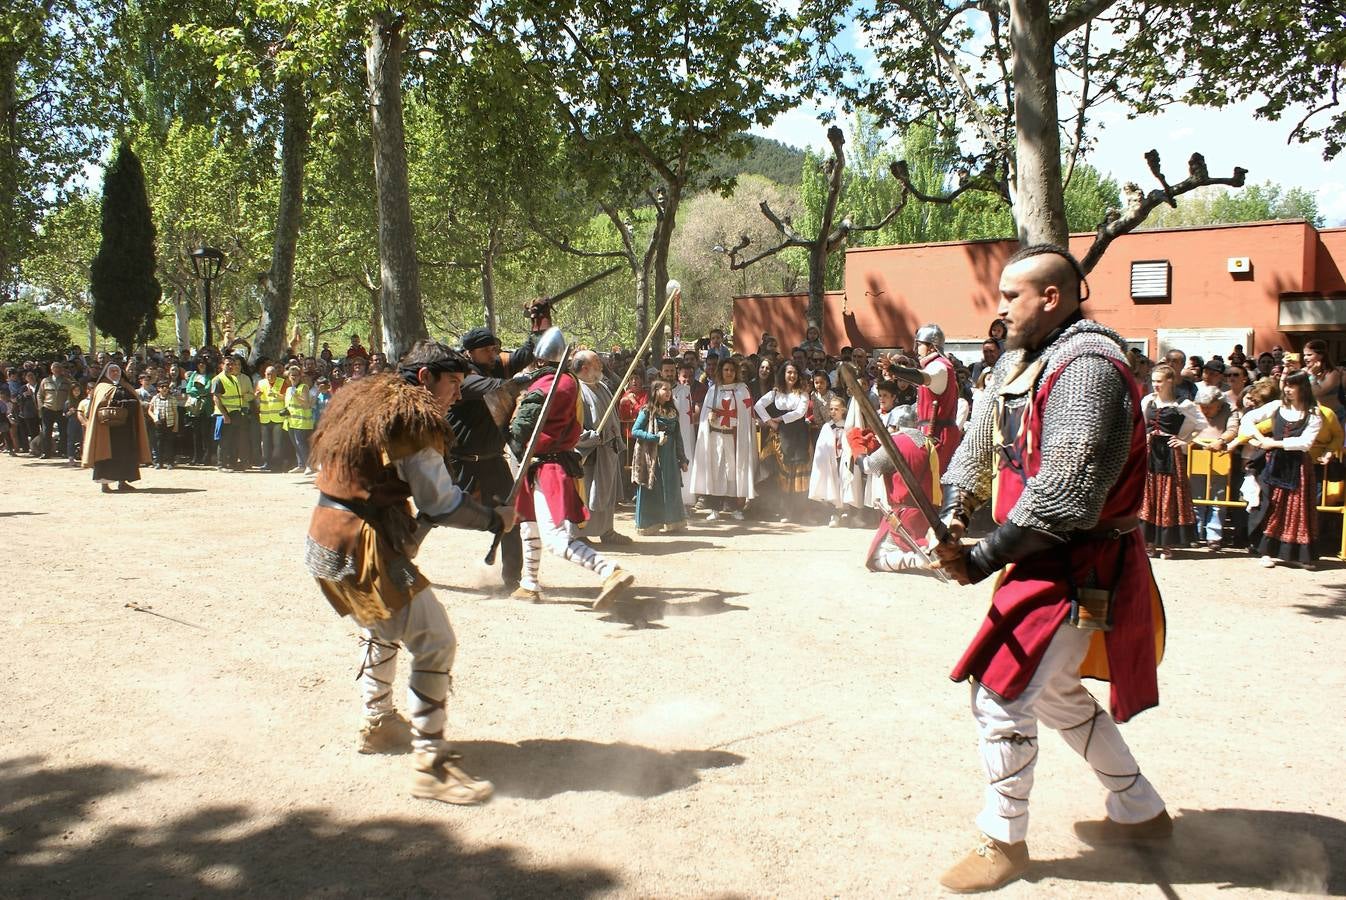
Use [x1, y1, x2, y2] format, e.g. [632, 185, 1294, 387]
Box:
[1157, 328, 1253, 363]
[1131, 260, 1171, 301]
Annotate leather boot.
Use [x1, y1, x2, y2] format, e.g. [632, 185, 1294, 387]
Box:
[593, 568, 634, 610]
[1073, 809, 1173, 844]
[411, 749, 493, 805]
[939, 835, 1029, 893]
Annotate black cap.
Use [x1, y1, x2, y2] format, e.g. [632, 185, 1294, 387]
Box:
[461, 327, 499, 351]
[1203, 359, 1225, 374]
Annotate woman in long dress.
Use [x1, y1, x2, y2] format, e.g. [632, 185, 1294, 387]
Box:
[1139, 363, 1206, 558]
[631, 380, 688, 534]
[82, 363, 152, 492]
[755, 362, 812, 522]
[690, 359, 755, 521]
[1242, 370, 1322, 569]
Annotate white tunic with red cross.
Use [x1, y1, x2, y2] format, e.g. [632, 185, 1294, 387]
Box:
[689, 381, 756, 499]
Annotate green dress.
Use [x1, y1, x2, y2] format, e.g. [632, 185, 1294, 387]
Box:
[633, 407, 687, 528]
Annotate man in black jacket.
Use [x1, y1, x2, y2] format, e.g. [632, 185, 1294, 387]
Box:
[447, 327, 533, 592]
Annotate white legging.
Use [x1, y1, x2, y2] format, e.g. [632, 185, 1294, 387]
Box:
[519, 483, 615, 592]
[357, 588, 456, 753]
[972, 625, 1165, 844]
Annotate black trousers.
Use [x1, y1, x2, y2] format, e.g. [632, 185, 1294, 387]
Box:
[151, 425, 175, 464]
[39, 408, 62, 455]
[451, 455, 522, 586]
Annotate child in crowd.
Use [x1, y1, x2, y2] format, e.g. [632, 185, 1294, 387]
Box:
[876, 380, 903, 432]
[147, 379, 180, 468]
[313, 377, 332, 428]
[808, 396, 851, 527]
[64, 380, 85, 463]
[631, 380, 688, 534]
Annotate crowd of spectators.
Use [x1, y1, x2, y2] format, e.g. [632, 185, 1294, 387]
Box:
[4, 323, 1342, 570]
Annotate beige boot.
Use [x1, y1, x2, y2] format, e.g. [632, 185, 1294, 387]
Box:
[939, 834, 1029, 893]
[511, 586, 545, 603]
[593, 567, 634, 610]
[357, 711, 412, 754]
[411, 748, 494, 805]
[1073, 809, 1173, 844]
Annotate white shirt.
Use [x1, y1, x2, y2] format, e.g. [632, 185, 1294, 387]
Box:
[753, 389, 809, 424]
[1239, 400, 1322, 450]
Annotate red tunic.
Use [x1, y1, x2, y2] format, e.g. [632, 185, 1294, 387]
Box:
[950, 355, 1166, 723]
[515, 370, 589, 525]
[918, 353, 961, 471]
[866, 433, 939, 559]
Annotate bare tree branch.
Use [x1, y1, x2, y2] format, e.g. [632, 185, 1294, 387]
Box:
[529, 220, 630, 260]
[889, 159, 1010, 204]
[1062, 19, 1091, 191]
[1081, 151, 1248, 273]
[1051, 0, 1120, 42]
[894, 0, 1006, 155]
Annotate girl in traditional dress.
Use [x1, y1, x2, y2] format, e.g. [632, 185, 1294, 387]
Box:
[806, 369, 836, 452]
[755, 361, 812, 522]
[82, 363, 152, 492]
[1139, 363, 1206, 558]
[631, 380, 688, 534]
[1242, 370, 1322, 569]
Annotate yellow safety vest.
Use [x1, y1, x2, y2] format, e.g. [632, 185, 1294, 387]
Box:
[214, 375, 248, 413]
[285, 384, 314, 431]
[257, 379, 287, 424]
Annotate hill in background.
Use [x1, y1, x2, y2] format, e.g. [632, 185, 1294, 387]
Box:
[702, 134, 807, 188]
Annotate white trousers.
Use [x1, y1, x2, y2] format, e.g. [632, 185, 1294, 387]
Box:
[519, 484, 615, 592]
[972, 625, 1165, 844]
[358, 587, 456, 753]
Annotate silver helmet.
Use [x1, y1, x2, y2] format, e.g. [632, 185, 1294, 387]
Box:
[892, 403, 918, 431]
[533, 326, 567, 364]
[914, 323, 945, 353]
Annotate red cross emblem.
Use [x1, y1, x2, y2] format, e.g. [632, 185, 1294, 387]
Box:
[712, 396, 737, 429]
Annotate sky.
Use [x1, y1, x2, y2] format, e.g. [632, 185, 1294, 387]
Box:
[755, 96, 1345, 227]
[750, 15, 1345, 228]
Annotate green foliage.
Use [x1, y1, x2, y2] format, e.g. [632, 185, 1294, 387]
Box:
[22, 192, 102, 311]
[1139, 181, 1325, 230]
[0, 303, 73, 361]
[701, 135, 807, 187]
[0, 0, 118, 297]
[91, 143, 162, 350]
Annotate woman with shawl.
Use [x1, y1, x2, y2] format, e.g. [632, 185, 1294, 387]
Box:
[82, 362, 151, 492]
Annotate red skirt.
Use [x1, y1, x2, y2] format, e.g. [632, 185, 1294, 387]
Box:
[1260, 464, 1317, 563]
[1141, 452, 1195, 548]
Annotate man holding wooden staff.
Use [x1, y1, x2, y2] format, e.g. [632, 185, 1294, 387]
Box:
[932, 244, 1170, 893]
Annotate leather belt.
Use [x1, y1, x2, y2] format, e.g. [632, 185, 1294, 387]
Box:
[1075, 516, 1140, 540]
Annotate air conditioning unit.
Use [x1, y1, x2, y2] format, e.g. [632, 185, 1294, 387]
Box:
[1228, 257, 1251, 273]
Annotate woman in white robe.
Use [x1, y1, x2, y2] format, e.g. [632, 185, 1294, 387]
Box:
[690, 358, 756, 520]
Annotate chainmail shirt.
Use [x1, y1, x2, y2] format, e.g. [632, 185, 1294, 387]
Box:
[943, 318, 1134, 535]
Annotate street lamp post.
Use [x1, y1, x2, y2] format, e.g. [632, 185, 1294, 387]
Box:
[189, 245, 226, 349]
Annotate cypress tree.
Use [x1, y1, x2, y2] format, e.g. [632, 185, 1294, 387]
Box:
[91, 142, 161, 351]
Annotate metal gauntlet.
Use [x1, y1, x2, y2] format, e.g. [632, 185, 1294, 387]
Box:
[939, 485, 980, 529]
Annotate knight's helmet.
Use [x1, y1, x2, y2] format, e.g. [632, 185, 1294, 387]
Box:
[534, 326, 567, 364]
[892, 403, 918, 431]
[914, 323, 945, 354]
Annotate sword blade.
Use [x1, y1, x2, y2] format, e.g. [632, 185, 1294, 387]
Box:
[839, 362, 951, 545]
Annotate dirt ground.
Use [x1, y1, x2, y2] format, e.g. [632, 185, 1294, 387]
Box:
[4, 457, 1345, 898]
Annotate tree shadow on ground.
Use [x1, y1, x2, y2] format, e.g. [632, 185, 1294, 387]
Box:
[1292, 583, 1346, 619]
[451, 740, 744, 800]
[0, 754, 617, 899]
[1030, 808, 1346, 895]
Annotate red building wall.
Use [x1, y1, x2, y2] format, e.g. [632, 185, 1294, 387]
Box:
[733, 220, 1346, 357]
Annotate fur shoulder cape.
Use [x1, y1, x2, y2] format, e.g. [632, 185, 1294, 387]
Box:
[310, 375, 453, 480]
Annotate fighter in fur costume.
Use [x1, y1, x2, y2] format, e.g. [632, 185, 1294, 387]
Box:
[932, 246, 1169, 893]
[305, 340, 517, 805]
[509, 328, 635, 610]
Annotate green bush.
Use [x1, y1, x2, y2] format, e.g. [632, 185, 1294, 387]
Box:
[0, 304, 73, 362]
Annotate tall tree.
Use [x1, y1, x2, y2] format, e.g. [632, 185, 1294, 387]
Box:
[365, 10, 426, 357]
[91, 142, 162, 351]
[481, 0, 808, 350]
[0, 0, 117, 300]
[810, 0, 1259, 267]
